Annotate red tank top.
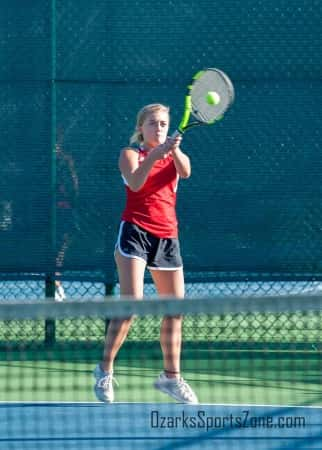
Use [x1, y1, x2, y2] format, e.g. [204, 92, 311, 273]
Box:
[121, 148, 179, 238]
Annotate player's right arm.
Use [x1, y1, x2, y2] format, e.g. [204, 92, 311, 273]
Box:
[119, 145, 170, 192]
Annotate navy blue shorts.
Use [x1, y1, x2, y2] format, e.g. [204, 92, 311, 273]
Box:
[115, 221, 183, 270]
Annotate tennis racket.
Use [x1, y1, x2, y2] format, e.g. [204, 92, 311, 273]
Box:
[172, 68, 234, 137]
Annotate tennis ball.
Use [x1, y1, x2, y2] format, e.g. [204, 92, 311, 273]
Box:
[206, 91, 220, 105]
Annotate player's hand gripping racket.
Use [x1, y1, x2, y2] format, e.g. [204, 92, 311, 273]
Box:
[172, 68, 234, 138]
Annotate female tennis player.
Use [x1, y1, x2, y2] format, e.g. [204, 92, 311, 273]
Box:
[94, 103, 198, 404]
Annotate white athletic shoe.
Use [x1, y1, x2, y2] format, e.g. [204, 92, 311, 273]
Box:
[55, 285, 66, 302]
[154, 372, 198, 404]
[93, 364, 118, 403]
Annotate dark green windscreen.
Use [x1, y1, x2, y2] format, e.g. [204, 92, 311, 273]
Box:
[0, 0, 321, 280]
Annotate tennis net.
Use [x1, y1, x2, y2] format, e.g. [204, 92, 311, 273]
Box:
[0, 294, 321, 449]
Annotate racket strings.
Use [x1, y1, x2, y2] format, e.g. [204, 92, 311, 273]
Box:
[190, 69, 234, 124]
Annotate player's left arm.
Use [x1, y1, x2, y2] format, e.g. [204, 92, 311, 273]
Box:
[167, 136, 191, 178]
[172, 147, 191, 179]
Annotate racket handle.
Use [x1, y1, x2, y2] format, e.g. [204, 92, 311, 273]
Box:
[171, 130, 183, 138]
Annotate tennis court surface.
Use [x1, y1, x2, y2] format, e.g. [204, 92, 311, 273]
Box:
[1, 403, 321, 450]
[0, 294, 321, 449]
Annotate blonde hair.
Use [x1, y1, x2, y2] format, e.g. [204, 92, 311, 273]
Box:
[129, 103, 170, 145]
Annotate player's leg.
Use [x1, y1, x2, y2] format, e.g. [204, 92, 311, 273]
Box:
[94, 250, 146, 402]
[150, 268, 184, 376]
[102, 249, 146, 372]
[150, 268, 198, 403]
